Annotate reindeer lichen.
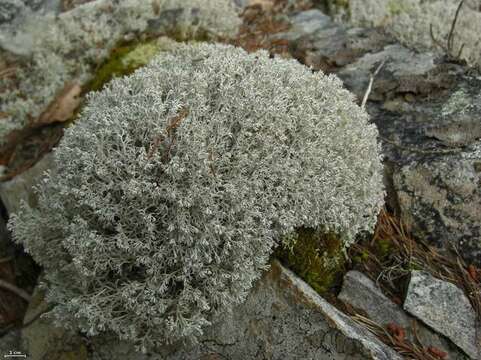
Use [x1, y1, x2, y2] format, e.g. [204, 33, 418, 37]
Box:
[9, 43, 384, 351]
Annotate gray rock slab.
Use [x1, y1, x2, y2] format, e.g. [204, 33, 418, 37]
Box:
[288, 9, 333, 37]
[339, 271, 468, 359]
[338, 44, 436, 100]
[92, 262, 403, 359]
[404, 271, 480, 359]
[393, 151, 481, 263]
[0, 153, 53, 216]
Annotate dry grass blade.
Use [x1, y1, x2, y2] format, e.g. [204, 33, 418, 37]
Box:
[0, 67, 16, 79]
[350, 314, 443, 359]
[0, 279, 31, 302]
[429, 0, 467, 62]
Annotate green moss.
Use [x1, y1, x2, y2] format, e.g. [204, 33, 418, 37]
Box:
[352, 248, 370, 264]
[376, 238, 393, 258]
[276, 228, 346, 295]
[85, 37, 178, 93]
[387, 0, 411, 15]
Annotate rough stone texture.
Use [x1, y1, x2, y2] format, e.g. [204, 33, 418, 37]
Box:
[338, 271, 468, 359]
[29, 261, 401, 359]
[382, 79, 481, 264]
[275, 8, 481, 265]
[159, 261, 401, 360]
[284, 9, 333, 40]
[337, 44, 437, 100]
[0, 329, 23, 356]
[22, 286, 88, 360]
[404, 271, 479, 359]
[0, 0, 61, 25]
[0, 153, 53, 216]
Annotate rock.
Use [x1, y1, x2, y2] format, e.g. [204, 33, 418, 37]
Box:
[337, 44, 437, 100]
[393, 149, 481, 263]
[0, 329, 23, 356]
[275, 8, 481, 265]
[21, 262, 401, 359]
[22, 286, 87, 360]
[403, 271, 479, 359]
[92, 261, 401, 359]
[0, 153, 53, 216]
[232, 0, 249, 8]
[338, 271, 466, 359]
[0, 0, 24, 24]
[286, 9, 333, 39]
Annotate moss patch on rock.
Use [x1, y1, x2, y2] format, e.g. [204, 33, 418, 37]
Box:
[276, 228, 346, 295]
[85, 36, 179, 93]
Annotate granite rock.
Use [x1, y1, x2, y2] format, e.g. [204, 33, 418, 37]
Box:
[0, 154, 53, 216]
[403, 271, 479, 359]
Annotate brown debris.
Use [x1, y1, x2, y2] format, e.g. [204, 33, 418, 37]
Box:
[427, 346, 448, 359]
[387, 322, 406, 343]
[36, 82, 81, 126]
[234, 0, 294, 56]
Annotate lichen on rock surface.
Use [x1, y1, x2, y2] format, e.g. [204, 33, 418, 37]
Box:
[9, 42, 384, 350]
[0, 0, 242, 148]
[340, 0, 481, 67]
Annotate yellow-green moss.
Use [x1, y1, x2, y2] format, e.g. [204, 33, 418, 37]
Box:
[376, 238, 393, 258]
[276, 228, 346, 295]
[85, 37, 179, 93]
[352, 248, 370, 264]
[387, 0, 411, 16]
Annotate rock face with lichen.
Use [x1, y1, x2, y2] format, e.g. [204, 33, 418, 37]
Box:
[0, 0, 241, 153]
[275, 6, 481, 266]
[404, 271, 479, 359]
[335, 0, 481, 68]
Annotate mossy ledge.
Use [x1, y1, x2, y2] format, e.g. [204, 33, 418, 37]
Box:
[84, 36, 179, 93]
[275, 228, 347, 295]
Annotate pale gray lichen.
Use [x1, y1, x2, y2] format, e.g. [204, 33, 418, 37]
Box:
[9, 43, 384, 351]
[441, 88, 481, 117]
[346, 0, 481, 67]
[0, 0, 241, 146]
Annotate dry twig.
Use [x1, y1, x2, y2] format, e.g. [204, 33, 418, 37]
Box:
[361, 60, 386, 108]
[429, 0, 466, 61]
[0, 279, 31, 302]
